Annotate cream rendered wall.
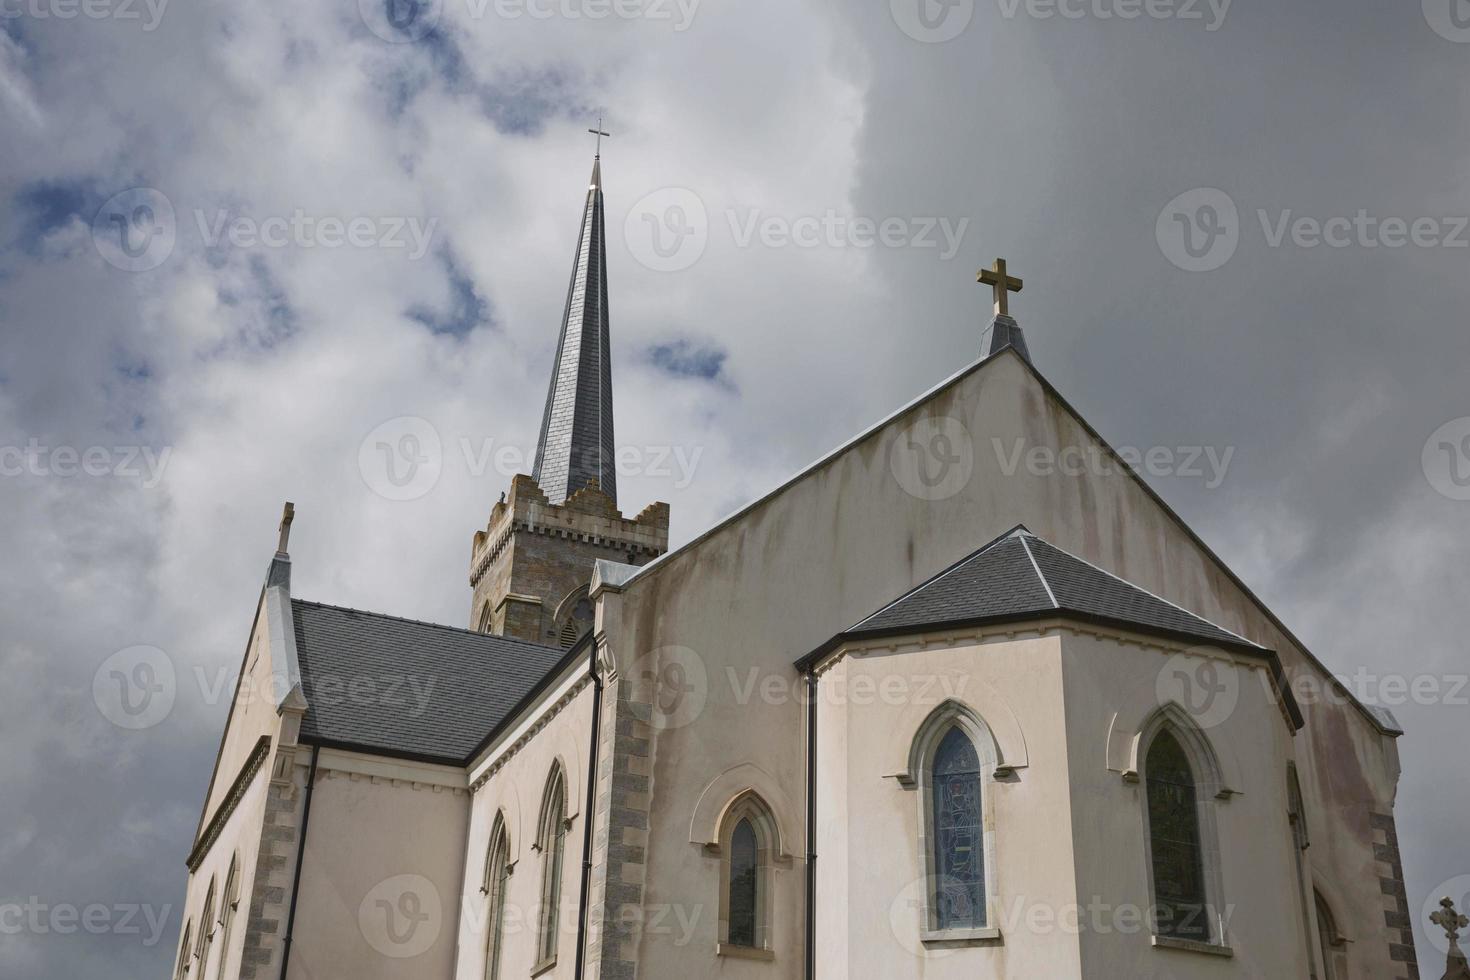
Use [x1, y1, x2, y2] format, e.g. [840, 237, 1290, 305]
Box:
[285, 751, 470, 980]
[1059, 629, 1310, 978]
[604, 349, 1400, 980]
[455, 668, 596, 980]
[175, 763, 272, 980]
[175, 580, 295, 978]
[815, 632, 1082, 980]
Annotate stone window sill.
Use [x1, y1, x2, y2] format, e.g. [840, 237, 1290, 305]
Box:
[920, 926, 1003, 947]
[716, 942, 774, 961]
[530, 954, 558, 977]
[1152, 934, 1233, 957]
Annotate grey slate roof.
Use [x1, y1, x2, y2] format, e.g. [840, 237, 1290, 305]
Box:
[533, 154, 617, 506]
[292, 599, 574, 765]
[852, 528, 1262, 652]
[982, 313, 1031, 363]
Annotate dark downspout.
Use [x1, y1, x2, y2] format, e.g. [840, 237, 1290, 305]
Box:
[279, 744, 319, 980]
[805, 670, 818, 980]
[573, 638, 604, 980]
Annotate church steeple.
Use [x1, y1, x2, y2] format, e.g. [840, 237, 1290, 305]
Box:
[533, 147, 616, 506]
[469, 134, 669, 643]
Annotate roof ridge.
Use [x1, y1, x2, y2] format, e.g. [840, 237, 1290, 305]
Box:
[853, 523, 1033, 629]
[291, 597, 561, 651]
[1017, 534, 1059, 609]
[1022, 536, 1257, 646]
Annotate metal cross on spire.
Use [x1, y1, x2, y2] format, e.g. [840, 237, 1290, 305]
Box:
[977, 257, 1024, 318]
[588, 117, 610, 157]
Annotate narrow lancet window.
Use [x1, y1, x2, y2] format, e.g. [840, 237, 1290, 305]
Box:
[930, 726, 985, 930]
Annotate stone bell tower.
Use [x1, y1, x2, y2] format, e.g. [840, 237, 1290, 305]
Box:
[470, 145, 669, 645]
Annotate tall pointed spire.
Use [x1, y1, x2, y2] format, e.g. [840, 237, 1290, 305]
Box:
[533, 147, 616, 505]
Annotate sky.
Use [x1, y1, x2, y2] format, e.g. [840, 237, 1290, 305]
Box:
[1, 0, 1467, 975]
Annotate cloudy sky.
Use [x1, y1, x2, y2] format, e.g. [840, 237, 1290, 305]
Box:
[2, 0, 1467, 974]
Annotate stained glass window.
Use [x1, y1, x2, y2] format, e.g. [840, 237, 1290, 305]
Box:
[728, 818, 759, 947]
[1146, 730, 1209, 942]
[930, 726, 985, 930]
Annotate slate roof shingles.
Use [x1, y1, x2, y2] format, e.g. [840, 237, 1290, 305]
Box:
[854, 529, 1259, 651]
[292, 599, 571, 765]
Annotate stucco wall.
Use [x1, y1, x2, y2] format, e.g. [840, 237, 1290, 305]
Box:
[172, 760, 272, 980]
[1059, 629, 1309, 977]
[285, 752, 470, 980]
[455, 668, 596, 980]
[600, 349, 1401, 979]
[815, 632, 1081, 980]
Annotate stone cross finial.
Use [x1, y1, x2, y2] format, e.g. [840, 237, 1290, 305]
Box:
[276, 501, 295, 555]
[977, 257, 1024, 317]
[1434, 897, 1469, 947]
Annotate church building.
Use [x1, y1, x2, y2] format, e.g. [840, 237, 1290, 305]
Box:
[170, 148, 1416, 980]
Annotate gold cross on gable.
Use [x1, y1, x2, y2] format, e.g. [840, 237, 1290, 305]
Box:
[588, 116, 610, 156]
[977, 257, 1024, 317]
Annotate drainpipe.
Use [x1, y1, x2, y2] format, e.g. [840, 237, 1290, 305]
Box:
[279, 744, 319, 980]
[573, 638, 604, 980]
[804, 670, 818, 980]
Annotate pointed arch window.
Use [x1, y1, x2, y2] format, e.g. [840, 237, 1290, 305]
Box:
[483, 816, 512, 980]
[715, 792, 777, 957]
[1144, 727, 1213, 943]
[174, 921, 193, 980]
[535, 768, 568, 969]
[476, 603, 494, 634]
[1314, 889, 1347, 980]
[195, 879, 217, 978]
[929, 726, 986, 931]
[905, 702, 999, 942]
[213, 857, 240, 980]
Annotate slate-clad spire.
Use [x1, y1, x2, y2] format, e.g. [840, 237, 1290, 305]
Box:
[533, 153, 616, 505]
